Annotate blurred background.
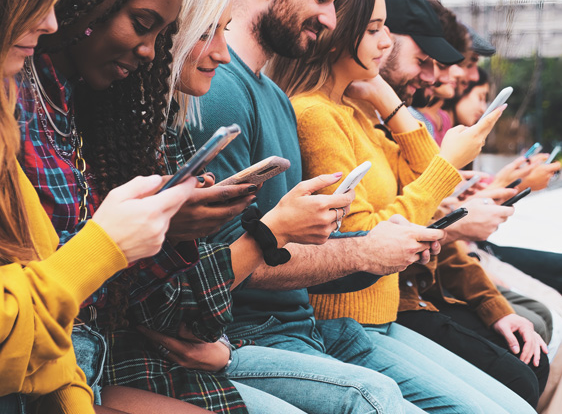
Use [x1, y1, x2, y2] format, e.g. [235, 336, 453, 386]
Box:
[442, 0, 562, 180]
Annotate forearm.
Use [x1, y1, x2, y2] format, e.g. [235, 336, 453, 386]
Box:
[229, 233, 265, 289]
[246, 236, 368, 290]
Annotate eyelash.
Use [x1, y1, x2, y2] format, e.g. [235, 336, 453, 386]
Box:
[133, 18, 151, 35]
[367, 29, 379, 34]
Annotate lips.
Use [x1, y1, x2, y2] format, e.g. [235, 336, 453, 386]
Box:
[14, 45, 36, 56]
[197, 67, 217, 77]
[114, 61, 137, 78]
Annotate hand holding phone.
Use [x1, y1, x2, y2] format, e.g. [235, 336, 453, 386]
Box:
[333, 161, 372, 195]
[524, 142, 543, 159]
[501, 187, 531, 206]
[157, 124, 241, 193]
[452, 175, 481, 198]
[217, 156, 291, 186]
[427, 208, 468, 229]
[546, 145, 561, 164]
[505, 178, 522, 189]
[479, 86, 513, 122]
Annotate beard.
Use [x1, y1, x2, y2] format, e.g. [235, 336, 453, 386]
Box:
[254, 0, 322, 58]
[379, 43, 414, 104]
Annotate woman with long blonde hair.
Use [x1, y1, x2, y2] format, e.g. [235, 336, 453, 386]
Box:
[0, 0, 201, 412]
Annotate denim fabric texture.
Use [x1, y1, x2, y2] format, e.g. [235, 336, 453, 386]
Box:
[72, 324, 106, 405]
[232, 381, 306, 414]
[0, 394, 26, 414]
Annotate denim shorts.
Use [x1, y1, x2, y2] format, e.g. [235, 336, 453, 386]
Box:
[72, 324, 107, 405]
[0, 394, 27, 414]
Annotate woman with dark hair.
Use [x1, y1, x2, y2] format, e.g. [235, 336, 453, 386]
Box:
[16, 0, 345, 413]
[0, 0, 205, 413]
[265, 0, 531, 412]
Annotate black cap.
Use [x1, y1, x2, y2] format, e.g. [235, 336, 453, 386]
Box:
[467, 26, 496, 57]
[385, 0, 465, 65]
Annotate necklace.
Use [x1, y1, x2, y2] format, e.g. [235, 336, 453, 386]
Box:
[24, 59, 90, 222]
[29, 58, 72, 137]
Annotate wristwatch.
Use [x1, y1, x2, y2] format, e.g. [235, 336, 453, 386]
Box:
[217, 334, 233, 372]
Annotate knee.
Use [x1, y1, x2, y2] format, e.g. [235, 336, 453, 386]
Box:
[342, 372, 404, 414]
[495, 354, 540, 408]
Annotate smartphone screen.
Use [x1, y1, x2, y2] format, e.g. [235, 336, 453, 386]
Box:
[158, 124, 241, 193]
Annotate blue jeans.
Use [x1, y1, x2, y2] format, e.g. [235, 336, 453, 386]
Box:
[232, 381, 306, 414]
[227, 316, 515, 413]
[0, 394, 26, 414]
[72, 324, 107, 405]
[364, 323, 536, 414]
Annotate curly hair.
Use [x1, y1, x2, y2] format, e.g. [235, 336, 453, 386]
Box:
[45, 0, 178, 328]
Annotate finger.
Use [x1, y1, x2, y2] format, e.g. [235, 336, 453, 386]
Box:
[546, 161, 561, 173]
[388, 214, 410, 226]
[148, 177, 199, 212]
[499, 327, 520, 355]
[417, 249, 431, 265]
[110, 175, 164, 201]
[163, 350, 186, 366]
[293, 173, 344, 196]
[414, 228, 446, 242]
[190, 184, 258, 204]
[533, 340, 541, 367]
[177, 324, 205, 343]
[430, 240, 441, 255]
[518, 333, 534, 364]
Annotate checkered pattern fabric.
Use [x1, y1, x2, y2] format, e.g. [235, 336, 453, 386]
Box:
[16, 54, 199, 308]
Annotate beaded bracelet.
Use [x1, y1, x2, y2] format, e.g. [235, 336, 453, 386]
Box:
[383, 101, 406, 124]
[241, 206, 291, 266]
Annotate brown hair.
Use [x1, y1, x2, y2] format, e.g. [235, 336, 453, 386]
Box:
[267, 0, 376, 98]
[427, 0, 468, 55]
[0, 0, 56, 265]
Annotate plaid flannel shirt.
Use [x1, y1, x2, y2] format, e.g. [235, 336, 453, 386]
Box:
[16, 54, 199, 309]
[102, 103, 249, 414]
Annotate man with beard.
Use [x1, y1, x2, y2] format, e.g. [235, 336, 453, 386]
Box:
[189, 0, 538, 412]
[378, 0, 464, 105]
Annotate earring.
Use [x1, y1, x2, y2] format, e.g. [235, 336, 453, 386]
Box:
[84, 27, 93, 36]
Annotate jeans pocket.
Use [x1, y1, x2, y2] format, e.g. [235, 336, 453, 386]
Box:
[72, 324, 107, 404]
[227, 316, 282, 340]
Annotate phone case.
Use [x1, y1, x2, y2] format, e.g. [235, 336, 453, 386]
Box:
[218, 156, 291, 186]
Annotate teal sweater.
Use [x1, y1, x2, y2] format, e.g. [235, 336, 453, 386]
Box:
[191, 48, 313, 325]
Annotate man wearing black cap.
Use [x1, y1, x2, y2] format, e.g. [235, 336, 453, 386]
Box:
[379, 0, 464, 105]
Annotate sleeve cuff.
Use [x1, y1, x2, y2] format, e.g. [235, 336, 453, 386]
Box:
[411, 155, 462, 202]
[477, 295, 515, 327]
[38, 220, 128, 304]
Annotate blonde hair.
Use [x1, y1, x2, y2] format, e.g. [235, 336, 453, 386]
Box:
[169, 0, 230, 131]
[0, 0, 57, 264]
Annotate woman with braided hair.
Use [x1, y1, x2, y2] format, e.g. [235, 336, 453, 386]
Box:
[16, 0, 345, 413]
[0, 0, 216, 413]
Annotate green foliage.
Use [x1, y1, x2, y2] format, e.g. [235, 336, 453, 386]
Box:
[497, 57, 562, 149]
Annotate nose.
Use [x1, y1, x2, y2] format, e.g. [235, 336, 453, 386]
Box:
[135, 38, 157, 63]
[39, 6, 58, 35]
[436, 65, 450, 84]
[209, 33, 231, 65]
[380, 27, 392, 51]
[467, 65, 479, 82]
[419, 59, 435, 85]
[317, 2, 337, 31]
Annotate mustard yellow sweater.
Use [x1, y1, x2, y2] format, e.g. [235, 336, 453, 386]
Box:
[0, 163, 127, 413]
[292, 92, 461, 324]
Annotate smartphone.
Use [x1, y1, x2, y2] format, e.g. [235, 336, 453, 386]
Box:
[546, 145, 561, 164]
[524, 142, 543, 159]
[451, 175, 481, 198]
[479, 86, 513, 121]
[427, 208, 468, 229]
[333, 161, 372, 195]
[158, 124, 241, 193]
[217, 156, 291, 186]
[501, 187, 531, 207]
[505, 178, 522, 189]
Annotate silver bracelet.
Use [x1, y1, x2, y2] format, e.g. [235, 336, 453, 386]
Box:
[217, 334, 233, 372]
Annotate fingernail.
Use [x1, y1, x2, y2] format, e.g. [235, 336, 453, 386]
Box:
[333, 172, 343, 178]
[247, 185, 258, 194]
[197, 176, 205, 183]
[526, 159, 531, 164]
[206, 172, 216, 180]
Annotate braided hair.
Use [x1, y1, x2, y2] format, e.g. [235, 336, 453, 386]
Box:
[45, 0, 178, 328]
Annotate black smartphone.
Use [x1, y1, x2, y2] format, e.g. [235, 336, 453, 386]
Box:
[427, 208, 468, 229]
[158, 124, 241, 193]
[501, 187, 531, 207]
[506, 178, 522, 189]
